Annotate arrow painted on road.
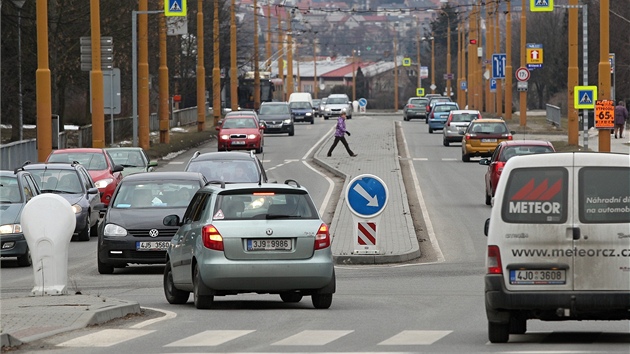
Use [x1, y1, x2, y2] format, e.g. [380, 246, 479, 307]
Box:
[353, 183, 379, 207]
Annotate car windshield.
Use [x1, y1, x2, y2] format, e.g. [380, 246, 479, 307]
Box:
[451, 113, 477, 122]
[187, 160, 259, 183]
[259, 105, 289, 115]
[434, 105, 457, 112]
[470, 123, 508, 134]
[222, 118, 258, 129]
[410, 99, 427, 105]
[0, 176, 22, 203]
[214, 191, 319, 220]
[27, 169, 83, 194]
[112, 181, 200, 209]
[108, 150, 146, 168]
[289, 102, 312, 109]
[327, 97, 347, 104]
[500, 145, 554, 162]
[48, 152, 108, 171]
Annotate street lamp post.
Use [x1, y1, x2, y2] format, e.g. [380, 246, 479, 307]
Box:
[13, 0, 26, 141]
[421, 35, 435, 94]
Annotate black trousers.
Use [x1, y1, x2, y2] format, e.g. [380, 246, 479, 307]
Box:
[327, 136, 354, 156]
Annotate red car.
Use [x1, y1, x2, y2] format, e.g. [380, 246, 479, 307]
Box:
[479, 140, 555, 205]
[46, 148, 124, 206]
[216, 116, 265, 154]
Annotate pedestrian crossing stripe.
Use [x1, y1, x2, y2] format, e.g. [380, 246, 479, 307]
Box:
[530, 0, 553, 12]
[165, 0, 186, 16]
[574, 85, 597, 109]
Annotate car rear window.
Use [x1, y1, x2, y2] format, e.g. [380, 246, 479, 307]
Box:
[113, 180, 201, 208]
[500, 145, 554, 162]
[213, 190, 319, 220]
[470, 122, 508, 134]
[48, 152, 108, 171]
[501, 167, 568, 224]
[451, 113, 477, 122]
[186, 160, 259, 183]
[579, 167, 630, 223]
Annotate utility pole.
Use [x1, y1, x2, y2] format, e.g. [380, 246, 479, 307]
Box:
[230, 0, 238, 110]
[495, 4, 503, 117]
[352, 50, 356, 101]
[598, 0, 611, 152]
[266, 2, 272, 71]
[467, 4, 477, 110]
[277, 10, 284, 99]
[36, 0, 52, 161]
[417, 31, 421, 91]
[446, 15, 451, 98]
[212, 0, 221, 125]
[519, 0, 527, 126]
[505, 0, 512, 119]
[139, 0, 150, 149]
[196, 0, 205, 131]
[485, 3, 493, 114]
[431, 33, 435, 94]
[567, 0, 579, 145]
[394, 37, 399, 112]
[286, 11, 293, 97]
[90, 0, 104, 148]
[313, 38, 318, 99]
[253, 0, 260, 110]
[158, 8, 169, 143]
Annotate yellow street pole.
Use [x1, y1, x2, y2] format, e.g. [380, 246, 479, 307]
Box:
[457, 23, 462, 107]
[266, 2, 272, 71]
[277, 11, 284, 98]
[505, 0, 512, 119]
[90, 0, 104, 148]
[485, 3, 494, 114]
[36, 0, 52, 161]
[598, 0, 611, 152]
[467, 5, 477, 110]
[313, 39, 318, 99]
[253, 0, 260, 110]
[139, 0, 150, 149]
[567, 0, 579, 145]
[475, 1, 483, 111]
[286, 13, 293, 97]
[446, 16, 451, 98]
[230, 0, 238, 110]
[212, 0, 221, 125]
[519, 0, 527, 127]
[158, 10, 169, 143]
[196, 0, 206, 131]
[431, 33, 435, 94]
[394, 37, 399, 112]
[417, 33, 421, 90]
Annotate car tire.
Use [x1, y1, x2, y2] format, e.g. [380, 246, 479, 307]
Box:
[443, 138, 449, 146]
[78, 215, 91, 241]
[428, 127, 433, 134]
[425, 117, 428, 124]
[255, 146, 263, 154]
[97, 256, 114, 274]
[488, 321, 510, 343]
[164, 262, 190, 304]
[90, 215, 99, 237]
[403, 115, 408, 121]
[17, 249, 32, 267]
[509, 316, 527, 334]
[324, 117, 329, 120]
[310, 118, 314, 125]
[288, 129, 295, 136]
[462, 153, 470, 162]
[312, 293, 333, 309]
[194, 264, 214, 309]
[485, 190, 492, 206]
[280, 292, 303, 303]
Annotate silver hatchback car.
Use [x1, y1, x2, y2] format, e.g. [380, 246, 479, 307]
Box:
[442, 110, 481, 146]
[163, 180, 335, 309]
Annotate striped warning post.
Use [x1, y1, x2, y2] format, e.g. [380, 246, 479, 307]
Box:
[357, 222, 376, 245]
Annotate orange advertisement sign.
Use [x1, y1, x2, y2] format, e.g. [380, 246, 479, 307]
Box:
[594, 100, 615, 129]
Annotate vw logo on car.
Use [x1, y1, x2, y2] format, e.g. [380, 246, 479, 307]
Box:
[149, 229, 159, 238]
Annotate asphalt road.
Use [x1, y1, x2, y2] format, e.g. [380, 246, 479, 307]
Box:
[2, 114, 630, 353]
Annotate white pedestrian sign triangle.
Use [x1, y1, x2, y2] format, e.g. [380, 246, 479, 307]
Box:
[535, 0, 548, 5]
[579, 91, 593, 104]
[170, 0, 182, 11]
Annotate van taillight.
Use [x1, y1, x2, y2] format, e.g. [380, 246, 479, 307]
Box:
[507, 135, 513, 140]
[314, 223, 331, 250]
[408, 104, 415, 108]
[202, 225, 224, 251]
[487, 245, 502, 274]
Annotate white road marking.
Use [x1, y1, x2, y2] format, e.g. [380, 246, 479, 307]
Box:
[378, 330, 451, 345]
[129, 307, 177, 329]
[412, 158, 428, 161]
[57, 329, 154, 347]
[301, 124, 336, 215]
[397, 121, 445, 263]
[164, 330, 255, 347]
[271, 330, 354, 346]
[168, 161, 185, 164]
[441, 158, 458, 161]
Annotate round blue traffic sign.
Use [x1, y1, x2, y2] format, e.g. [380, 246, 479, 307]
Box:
[358, 98, 368, 107]
[345, 174, 389, 218]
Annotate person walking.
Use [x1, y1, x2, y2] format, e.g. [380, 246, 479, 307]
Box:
[614, 100, 628, 139]
[327, 111, 357, 157]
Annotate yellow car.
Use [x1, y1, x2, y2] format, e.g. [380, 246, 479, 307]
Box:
[460, 119, 515, 162]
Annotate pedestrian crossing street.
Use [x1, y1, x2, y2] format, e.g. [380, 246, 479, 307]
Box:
[56, 329, 452, 349]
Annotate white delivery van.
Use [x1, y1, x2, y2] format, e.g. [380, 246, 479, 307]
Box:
[287, 92, 314, 124]
[288, 92, 313, 106]
[484, 152, 630, 343]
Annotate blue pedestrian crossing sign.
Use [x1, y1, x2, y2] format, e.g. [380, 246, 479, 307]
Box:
[530, 0, 553, 12]
[165, 0, 186, 16]
[345, 174, 389, 219]
[416, 88, 425, 97]
[574, 85, 597, 109]
[460, 81, 467, 90]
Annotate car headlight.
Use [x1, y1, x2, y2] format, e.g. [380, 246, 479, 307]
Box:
[283, 119, 292, 124]
[0, 224, 21, 234]
[72, 204, 82, 214]
[325, 108, 331, 112]
[305, 112, 312, 116]
[94, 178, 113, 189]
[220, 134, 230, 140]
[247, 134, 258, 139]
[103, 223, 127, 237]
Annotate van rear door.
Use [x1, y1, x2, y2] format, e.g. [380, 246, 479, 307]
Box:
[573, 154, 630, 291]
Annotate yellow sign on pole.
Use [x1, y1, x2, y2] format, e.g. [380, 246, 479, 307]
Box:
[594, 100, 615, 129]
[530, 0, 553, 12]
[574, 85, 597, 110]
[165, 0, 187, 16]
[416, 88, 425, 97]
[402, 58, 412, 67]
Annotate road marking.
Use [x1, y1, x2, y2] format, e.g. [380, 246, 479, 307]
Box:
[441, 158, 458, 161]
[129, 307, 177, 329]
[378, 330, 451, 345]
[168, 161, 185, 164]
[272, 330, 354, 346]
[164, 330, 255, 347]
[412, 158, 428, 161]
[57, 329, 154, 347]
[397, 121, 445, 263]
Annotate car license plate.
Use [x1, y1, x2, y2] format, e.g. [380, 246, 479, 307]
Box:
[268, 124, 281, 128]
[231, 141, 245, 145]
[247, 239, 292, 251]
[509, 269, 566, 285]
[481, 138, 497, 143]
[136, 241, 170, 251]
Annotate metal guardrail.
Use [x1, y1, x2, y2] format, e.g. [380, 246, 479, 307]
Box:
[546, 104, 561, 127]
[1, 106, 208, 170]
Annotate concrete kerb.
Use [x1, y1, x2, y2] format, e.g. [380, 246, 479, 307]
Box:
[312, 115, 421, 265]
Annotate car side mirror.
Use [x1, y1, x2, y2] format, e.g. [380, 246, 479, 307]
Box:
[510, 130, 516, 135]
[484, 218, 490, 236]
[87, 187, 99, 195]
[458, 131, 466, 135]
[163, 214, 181, 227]
[148, 160, 158, 167]
[113, 164, 124, 173]
[215, 125, 221, 131]
[479, 158, 490, 166]
[95, 202, 107, 217]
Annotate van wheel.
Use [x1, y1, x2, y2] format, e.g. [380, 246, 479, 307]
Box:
[485, 190, 492, 205]
[488, 321, 510, 343]
[443, 139, 449, 146]
[509, 316, 527, 334]
[194, 264, 214, 309]
[429, 127, 433, 134]
[462, 153, 470, 162]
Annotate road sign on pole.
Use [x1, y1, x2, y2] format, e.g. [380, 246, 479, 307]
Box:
[492, 53, 506, 79]
[515, 67, 530, 82]
[574, 85, 597, 110]
[165, 0, 186, 16]
[346, 174, 389, 255]
[526, 43, 544, 69]
[530, 0, 553, 12]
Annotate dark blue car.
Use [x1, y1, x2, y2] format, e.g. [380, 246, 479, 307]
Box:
[289, 101, 315, 124]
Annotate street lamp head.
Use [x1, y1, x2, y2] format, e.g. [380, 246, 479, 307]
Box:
[12, 0, 26, 8]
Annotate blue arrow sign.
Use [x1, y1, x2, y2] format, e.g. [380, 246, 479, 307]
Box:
[346, 174, 389, 218]
[492, 53, 506, 79]
[358, 98, 368, 107]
